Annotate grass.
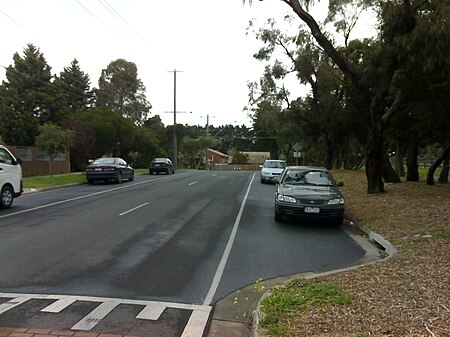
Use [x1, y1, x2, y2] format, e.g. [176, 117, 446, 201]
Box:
[259, 279, 352, 336]
[23, 169, 148, 188]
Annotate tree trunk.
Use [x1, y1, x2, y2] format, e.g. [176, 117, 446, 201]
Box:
[438, 154, 449, 184]
[383, 151, 401, 183]
[324, 136, 335, 170]
[427, 144, 450, 185]
[395, 141, 405, 177]
[406, 139, 419, 181]
[366, 122, 384, 193]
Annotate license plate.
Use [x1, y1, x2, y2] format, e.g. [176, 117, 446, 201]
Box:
[304, 207, 320, 213]
[94, 168, 102, 171]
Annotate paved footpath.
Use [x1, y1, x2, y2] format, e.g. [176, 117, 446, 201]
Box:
[0, 327, 136, 337]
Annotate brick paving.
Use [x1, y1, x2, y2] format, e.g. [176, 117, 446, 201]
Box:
[0, 328, 137, 337]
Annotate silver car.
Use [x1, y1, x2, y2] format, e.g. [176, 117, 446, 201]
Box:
[260, 160, 286, 184]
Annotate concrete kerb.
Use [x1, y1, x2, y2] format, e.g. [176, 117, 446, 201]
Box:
[250, 219, 396, 337]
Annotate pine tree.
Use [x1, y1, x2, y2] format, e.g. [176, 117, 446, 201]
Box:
[0, 44, 53, 145]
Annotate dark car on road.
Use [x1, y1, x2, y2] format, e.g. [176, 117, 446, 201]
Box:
[274, 166, 345, 224]
[86, 157, 134, 184]
[149, 158, 175, 175]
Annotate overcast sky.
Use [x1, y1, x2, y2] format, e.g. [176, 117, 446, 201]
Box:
[0, 1, 375, 128]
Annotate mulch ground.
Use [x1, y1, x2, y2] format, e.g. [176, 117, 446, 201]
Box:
[278, 170, 449, 337]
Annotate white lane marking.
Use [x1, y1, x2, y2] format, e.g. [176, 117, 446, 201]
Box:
[72, 299, 122, 330]
[136, 303, 165, 320]
[203, 173, 256, 305]
[181, 307, 212, 337]
[0, 176, 173, 220]
[41, 297, 77, 313]
[212, 174, 217, 177]
[119, 202, 149, 216]
[188, 181, 197, 186]
[0, 296, 31, 314]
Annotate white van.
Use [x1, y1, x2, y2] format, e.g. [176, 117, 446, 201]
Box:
[0, 145, 23, 209]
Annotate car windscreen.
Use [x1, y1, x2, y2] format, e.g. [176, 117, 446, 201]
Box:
[282, 170, 336, 186]
[264, 161, 286, 169]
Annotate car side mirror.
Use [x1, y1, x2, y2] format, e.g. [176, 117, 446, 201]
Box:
[259, 165, 262, 168]
[15, 158, 22, 165]
[337, 182, 344, 187]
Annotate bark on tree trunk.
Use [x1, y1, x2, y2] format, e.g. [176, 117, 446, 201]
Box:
[324, 136, 335, 170]
[366, 123, 384, 193]
[438, 154, 449, 184]
[383, 151, 401, 183]
[395, 141, 405, 177]
[406, 139, 419, 181]
[427, 144, 450, 185]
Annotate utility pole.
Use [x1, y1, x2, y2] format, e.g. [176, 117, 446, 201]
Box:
[167, 69, 183, 169]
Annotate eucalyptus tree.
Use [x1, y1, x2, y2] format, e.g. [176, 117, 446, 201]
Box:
[96, 59, 151, 125]
[246, 0, 448, 193]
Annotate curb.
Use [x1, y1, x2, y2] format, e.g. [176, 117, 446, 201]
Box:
[251, 219, 396, 337]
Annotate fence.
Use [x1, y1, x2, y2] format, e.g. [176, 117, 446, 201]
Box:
[6, 145, 70, 176]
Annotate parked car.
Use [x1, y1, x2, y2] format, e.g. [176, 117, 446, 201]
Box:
[260, 159, 286, 183]
[149, 158, 175, 175]
[85, 157, 134, 184]
[274, 166, 345, 224]
[0, 145, 23, 209]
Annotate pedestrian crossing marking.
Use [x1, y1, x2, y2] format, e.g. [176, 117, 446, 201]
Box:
[72, 299, 122, 330]
[0, 292, 211, 335]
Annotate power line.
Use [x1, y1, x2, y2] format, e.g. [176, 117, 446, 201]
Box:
[73, 0, 118, 37]
[0, 9, 41, 40]
[100, 0, 147, 43]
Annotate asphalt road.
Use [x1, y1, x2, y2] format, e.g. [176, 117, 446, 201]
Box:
[0, 171, 364, 336]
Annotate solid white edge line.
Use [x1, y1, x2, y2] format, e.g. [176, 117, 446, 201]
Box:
[203, 172, 255, 305]
[119, 202, 149, 216]
[180, 307, 212, 337]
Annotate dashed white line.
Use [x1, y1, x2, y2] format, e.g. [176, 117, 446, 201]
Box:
[119, 202, 149, 216]
[188, 181, 197, 186]
[0, 177, 167, 220]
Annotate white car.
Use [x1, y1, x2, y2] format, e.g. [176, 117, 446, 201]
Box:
[0, 145, 23, 209]
[260, 159, 286, 184]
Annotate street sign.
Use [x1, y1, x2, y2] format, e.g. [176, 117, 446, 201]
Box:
[293, 151, 301, 158]
[293, 143, 301, 152]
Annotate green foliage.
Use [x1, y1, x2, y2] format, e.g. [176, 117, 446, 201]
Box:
[231, 150, 249, 164]
[35, 123, 73, 175]
[260, 279, 352, 335]
[181, 136, 219, 169]
[53, 59, 93, 113]
[0, 44, 53, 145]
[96, 59, 151, 125]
